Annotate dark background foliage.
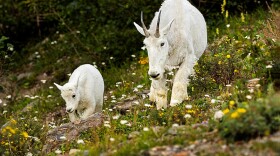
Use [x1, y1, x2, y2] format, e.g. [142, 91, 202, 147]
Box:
[0, 0, 276, 66]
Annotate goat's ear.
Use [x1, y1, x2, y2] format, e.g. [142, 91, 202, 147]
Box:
[162, 19, 174, 35]
[134, 22, 146, 36]
[54, 83, 63, 91]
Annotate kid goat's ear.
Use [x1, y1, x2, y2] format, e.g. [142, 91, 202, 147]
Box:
[54, 83, 63, 91]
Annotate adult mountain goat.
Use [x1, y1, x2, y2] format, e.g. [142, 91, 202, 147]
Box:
[54, 64, 104, 122]
[134, 0, 207, 109]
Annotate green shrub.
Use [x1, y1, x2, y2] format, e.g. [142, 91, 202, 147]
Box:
[215, 92, 280, 142]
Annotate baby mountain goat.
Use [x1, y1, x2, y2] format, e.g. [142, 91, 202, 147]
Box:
[134, 0, 207, 109]
[54, 64, 104, 122]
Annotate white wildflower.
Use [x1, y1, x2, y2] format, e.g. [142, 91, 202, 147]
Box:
[266, 65, 273, 69]
[126, 123, 132, 127]
[120, 120, 128, 125]
[116, 82, 122, 85]
[137, 85, 143, 88]
[246, 95, 252, 99]
[249, 88, 254, 93]
[133, 88, 139, 92]
[184, 114, 192, 118]
[104, 123, 111, 128]
[110, 138, 115, 142]
[172, 123, 179, 127]
[211, 99, 216, 104]
[55, 149, 62, 154]
[77, 139, 85, 144]
[131, 55, 136, 58]
[26, 152, 33, 156]
[8, 46, 13, 51]
[0, 99, 2, 104]
[144, 103, 152, 107]
[226, 24, 230, 28]
[214, 110, 224, 120]
[6, 95, 12, 99]
[185, 104, 192, 109]
[143, 127, 149, 131]
[33, 117, 38, 121]
[133, 101, 140, 105]
[112, 114, 120, 120]
[59, 136, 67, 140]
[245, 36, 250, 39]
[40, 80, 47, 84]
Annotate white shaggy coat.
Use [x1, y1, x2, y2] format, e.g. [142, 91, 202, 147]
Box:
[54, 64, 104, 122]
[134, 0, 207, 109]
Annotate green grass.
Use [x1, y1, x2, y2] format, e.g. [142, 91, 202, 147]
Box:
[0, 8, 280, 156]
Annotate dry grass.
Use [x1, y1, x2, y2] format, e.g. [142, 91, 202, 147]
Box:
[263, 9, 280, 41]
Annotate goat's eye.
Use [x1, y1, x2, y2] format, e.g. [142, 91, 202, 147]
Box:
[72, 94, 76, 98]
[160, 42, 165, 47]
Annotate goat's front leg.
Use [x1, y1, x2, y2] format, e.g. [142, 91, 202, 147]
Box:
[68, 111, 79, 122]
[79, 106, 95, 120]
[170, 55, 195, 107]
[150, 78, 168, 110]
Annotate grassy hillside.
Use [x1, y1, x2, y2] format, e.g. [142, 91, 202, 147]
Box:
[0, 7, 280, 156]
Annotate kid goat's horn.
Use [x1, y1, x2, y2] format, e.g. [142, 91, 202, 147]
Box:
[141, 11, 150, 37]
[154, 10, 161, 38]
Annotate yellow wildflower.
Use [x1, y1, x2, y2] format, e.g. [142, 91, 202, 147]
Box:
[9, 128, 16, 134]
[229, 101, 235, 108]
[218, 61, 222, 65]
[22, 131, 29, 138]
[241, 12, 245, 22]
[10, 119, 17, 125]
[230, 111, 239, 118]
[237, 108, 246, 113]
[187, 110, 196, 114]
[221, 0, 226, 14]
[226, 54, 231, 59]
[223, 108, 230, 114]
[6, 126, 16, 134]
[234, 69, 238, 73]
[216, 28, 219, 35]
[225, 10, 229, 18]
[138, 57, 149, 65]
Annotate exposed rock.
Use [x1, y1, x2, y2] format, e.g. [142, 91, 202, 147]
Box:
[148, 145, 184, 156]
[128, 131, 140, 139]
[42, 112, 106, 154]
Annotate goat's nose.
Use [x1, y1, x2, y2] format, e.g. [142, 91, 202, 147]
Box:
[66, 108, 73, 113]
[149, 73, 160, 79]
